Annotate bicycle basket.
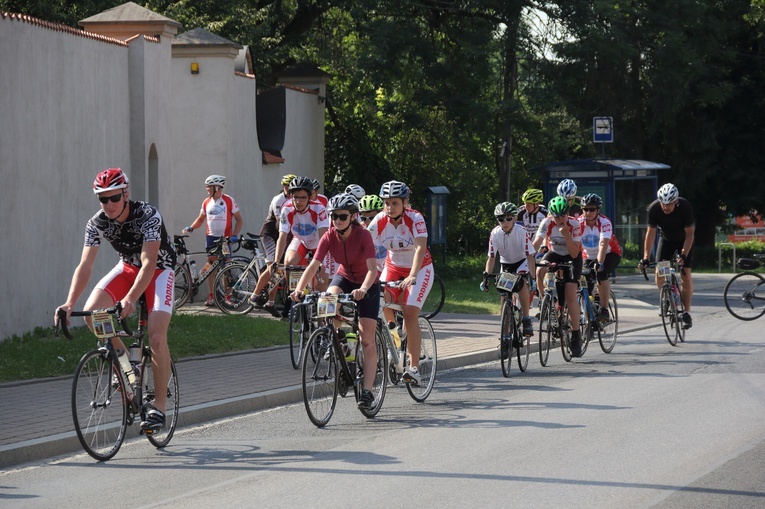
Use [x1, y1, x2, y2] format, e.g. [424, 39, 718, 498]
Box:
[737, 258, 761, 270]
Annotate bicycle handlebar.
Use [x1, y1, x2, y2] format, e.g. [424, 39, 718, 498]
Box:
[55, 302, 133, 340]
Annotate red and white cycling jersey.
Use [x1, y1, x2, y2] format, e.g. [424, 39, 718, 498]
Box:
[201, 194, 238, 237]
[368, 209, 432, 269]
[487, 223, 536, 264]
[535, 217, 582, 256]
[278, 200, 329, 250]
[578, 214, 623, 259]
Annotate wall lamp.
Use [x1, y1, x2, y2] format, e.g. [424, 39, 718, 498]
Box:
[190, 62, 200, 74]
[317, 95, 326, 104]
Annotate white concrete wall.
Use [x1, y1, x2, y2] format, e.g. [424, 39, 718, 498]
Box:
[0, 15, 131, 338]
[0, 13, 326, 339]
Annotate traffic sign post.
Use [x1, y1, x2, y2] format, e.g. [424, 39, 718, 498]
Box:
[593, 116, 613, 158]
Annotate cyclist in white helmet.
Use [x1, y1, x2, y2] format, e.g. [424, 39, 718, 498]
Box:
[368, 180, 433, 385]
[345, 184, 366, 200]
[557, 178, 582, 217]
[638, 183, 695, 329]
[182, 175, 243, 306]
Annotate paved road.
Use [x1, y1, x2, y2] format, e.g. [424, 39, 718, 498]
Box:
[0, 273, 735, 469]
[1, 305, 762, 508]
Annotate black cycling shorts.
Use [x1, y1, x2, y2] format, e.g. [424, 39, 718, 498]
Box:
[656, 238, 693, 268]
[329, 276, 380, 319]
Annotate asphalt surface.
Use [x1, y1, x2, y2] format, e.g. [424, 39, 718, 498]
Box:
[0, 273, 734, 469]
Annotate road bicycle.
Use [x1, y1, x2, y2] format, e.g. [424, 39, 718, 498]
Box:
[212, 233, 271, 315]
[723, 254, 765, 320]
[173, 235, 236, 309]
[420, 272, 446, 320]
[537, 260, 575, 366]
[300, 292, 388, 427]
[481, 272, 530, 378]
[641, 258, 686, 346]
[56, 298, 179, 461]
[580, 263, 619, 354]
[379, 282, 437, 401]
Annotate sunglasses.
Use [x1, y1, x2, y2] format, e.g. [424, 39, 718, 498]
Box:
[292, 195, 309, 201]
[98, 192, 124, 204]
[360, 215, 376, 222]
[583, 207, 599, 212]
[497, 215, 515, 223]
[331, 213, 350, 221]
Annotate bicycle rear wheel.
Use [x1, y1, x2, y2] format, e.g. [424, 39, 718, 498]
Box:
[660, 285, 678, 346]
[301, 328, 338, 427]
[515, 294, 530, 372]
[71, 349, 127, 461]
[406, 316, 437, 402]
[500, 299, 513, 378]
[538, 294, 553, 367]
[289, 304, 310, 369]
[142, 357, 180, 448]
[598, 290, 618, 353]
[420, 273, 445, 320]
[560, 305, 573, 362]
[723, 272, 765, 321]
[214, 263, 257, 315]
[174, 262, 192, 309]
[358, 327, 388, 418]
[577, 293, 591, 357]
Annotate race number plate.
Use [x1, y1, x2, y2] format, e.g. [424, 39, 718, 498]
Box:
[496, 272, 519, 292]
[316, 294, 338, 318]
[91, 309, 116, 339]
[656, 261, 671, 278]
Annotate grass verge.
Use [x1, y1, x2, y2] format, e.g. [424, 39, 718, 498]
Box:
[0, 314, 288, 383]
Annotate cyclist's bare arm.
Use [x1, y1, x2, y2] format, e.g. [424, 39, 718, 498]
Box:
[272, 231, 289, 269]
[56, 245, 99, 326]
[484, 253, 497, 275]
[642, 226, 657, 262]
[185, 211, 206, 233]
[232, 210, 244, 238]
[352, 258, 378, 301]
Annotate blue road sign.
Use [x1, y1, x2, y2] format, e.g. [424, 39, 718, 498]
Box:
[593, 117, 614, 143]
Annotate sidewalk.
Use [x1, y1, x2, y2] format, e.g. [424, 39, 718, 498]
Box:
[0, 273, 731, 469]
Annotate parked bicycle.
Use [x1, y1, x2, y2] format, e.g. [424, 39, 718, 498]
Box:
[173, 235, 235, 309]
[56, 298, 179, 461]
[300, 292, 388, 427]
[537, 260, 575, 365]
[723, 254, 765, 320]
[481, 272, 530, 377]
[641, 258, 686, 346]
[380, 281, 438, 401]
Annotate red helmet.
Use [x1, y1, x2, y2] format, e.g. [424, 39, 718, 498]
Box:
[93, 168, 129, 194]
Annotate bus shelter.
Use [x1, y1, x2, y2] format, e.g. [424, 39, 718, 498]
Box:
[533, 158, 671, 247]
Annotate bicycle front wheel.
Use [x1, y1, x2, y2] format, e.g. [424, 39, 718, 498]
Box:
[71, 350, 127, 461]
[660, 285, 678, 346]
[142, 357, 180, 448]
[538, 294, 553, 367]
[598, 290, 618, 353]
[301, 328, 338, 427]
[577, 293, 591, 357]
[174, 262, 192, 309]
[214, 263, 257, 315]
[421, 273, 446, 320]
[406, 316, 437, 402]
[500, 299, 513, 378]
[723, 272, 765, 321]
[358, 327, 388, 418]
[560, 305, 573, 362]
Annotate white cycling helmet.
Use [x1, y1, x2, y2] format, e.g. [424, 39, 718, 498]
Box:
[345, 184, 366, 200]
[205, 175, 226, 187]
[556, 179, 577, 199]
[379, 180, 410, 199]
[657, 183, 679, 204]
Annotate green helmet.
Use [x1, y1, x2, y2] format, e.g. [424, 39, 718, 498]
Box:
[521, 188, 544, 204]
[494, 202, 519, 218]
[548, 196, 569, 217]
[358, 194, 384, 212]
